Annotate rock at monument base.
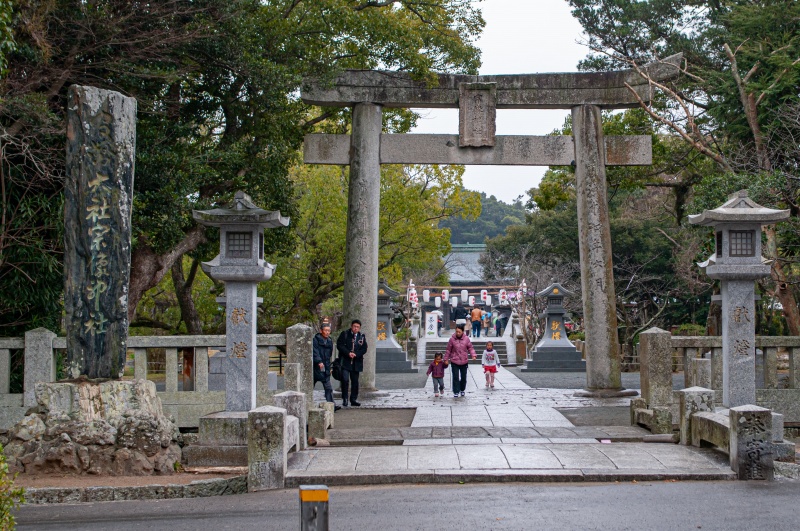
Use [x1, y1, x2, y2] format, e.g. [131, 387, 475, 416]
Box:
[3, 380, 181, 476]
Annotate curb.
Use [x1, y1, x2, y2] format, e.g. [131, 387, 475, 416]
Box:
[285, 468, 737, 487]
[22, 475, 247, 505]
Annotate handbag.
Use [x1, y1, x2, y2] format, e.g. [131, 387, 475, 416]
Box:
[331, 357, 342, 382]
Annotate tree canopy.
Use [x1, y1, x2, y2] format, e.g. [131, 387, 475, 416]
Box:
[0, 0, 484, 335]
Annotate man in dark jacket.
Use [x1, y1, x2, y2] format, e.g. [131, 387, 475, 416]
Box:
[336, 319, 367, 407]
[312, 322, 340, 410]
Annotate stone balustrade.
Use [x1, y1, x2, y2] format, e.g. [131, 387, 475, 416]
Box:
[0, 329, 317, 430]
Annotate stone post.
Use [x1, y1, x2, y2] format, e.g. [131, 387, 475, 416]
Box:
[571, 105, 632, 397]
[343, 102, 382, 391]
[678, 387, 714, 446]
[247, 405, 287, 491]
[729, 405, 773, 480]
[286, 324, 313, 407]
[721, 281, 757, 407]
[64, 85, 136, 379]
[639, 328, 673, 407]
[23, 328, 57, 407]
[0, 348, 10, 394]
[273, 390, 307, 450]
[690, 358, 712, 389]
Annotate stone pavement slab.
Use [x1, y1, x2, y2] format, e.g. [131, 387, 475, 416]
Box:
[286, 443, 734, 486]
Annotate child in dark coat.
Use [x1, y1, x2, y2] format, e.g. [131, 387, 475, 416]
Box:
[426, 353, 446, 397]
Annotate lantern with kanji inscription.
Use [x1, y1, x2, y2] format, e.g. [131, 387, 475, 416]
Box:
[689, 190, 789, 407]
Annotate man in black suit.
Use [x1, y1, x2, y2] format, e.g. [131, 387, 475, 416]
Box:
[336, 319, 367, 407]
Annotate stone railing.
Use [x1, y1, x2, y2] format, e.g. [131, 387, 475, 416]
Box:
[0, 328, 316, 430]
[634, 330, 800, 427]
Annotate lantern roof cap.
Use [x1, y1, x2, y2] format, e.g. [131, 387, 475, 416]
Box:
[378, 279, 401, 297]
[193, 191, 290, 228]
[537, 282, 572, 298]
[687, 190, 789, 226]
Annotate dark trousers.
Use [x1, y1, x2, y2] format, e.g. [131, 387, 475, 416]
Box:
[472, 320, 482, 337]
[314, 374, 334, 403]
[341, 368, 360, 403]
[450, 363, 468, 394]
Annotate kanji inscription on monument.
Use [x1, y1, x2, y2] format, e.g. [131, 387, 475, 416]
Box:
[64, 85, 136, 379]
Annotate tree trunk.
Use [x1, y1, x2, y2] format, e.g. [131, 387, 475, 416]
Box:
[764, 225, 800, 335]
[171, 256, 203, 334]
[128, 225, 206, 323]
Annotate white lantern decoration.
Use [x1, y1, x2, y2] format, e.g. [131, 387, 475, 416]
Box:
[461, 289, 469, 302]
[435, 296, 441, 308]
[423, 289, 430, 303]
[485, 295, 492, 305]
[450, 296, 458, 307]
[499, 289, 507, 302]
[411, 300, 418, 308]
[469, 296, 475, 306]
[480, 289, 488, 301]
[408, 287, 417, 302]
[441, 289, 449, 301]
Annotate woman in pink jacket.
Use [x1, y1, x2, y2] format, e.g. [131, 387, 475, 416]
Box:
[444, 324, 477, 398]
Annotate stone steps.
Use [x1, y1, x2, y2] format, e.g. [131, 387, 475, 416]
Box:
[522, 349, 586, 372]
[424, 340, 509, 365]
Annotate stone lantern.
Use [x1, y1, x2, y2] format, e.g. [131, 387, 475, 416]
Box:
[522, 282, 585, 372]
[376, 280, 416, 373]
[689, 190, 789, 407]
[193, 191, 289, 411]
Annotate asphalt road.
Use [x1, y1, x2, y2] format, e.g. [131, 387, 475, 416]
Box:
[15, 480, 799, 530]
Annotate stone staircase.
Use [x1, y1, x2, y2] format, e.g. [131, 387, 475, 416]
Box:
[424, 338, 510, 365]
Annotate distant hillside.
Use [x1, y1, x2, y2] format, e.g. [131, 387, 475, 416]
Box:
[442, 192, 526, 244]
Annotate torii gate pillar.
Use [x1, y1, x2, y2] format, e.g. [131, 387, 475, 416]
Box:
[343, 103, 382, 391]
[572, 105, 636, 397]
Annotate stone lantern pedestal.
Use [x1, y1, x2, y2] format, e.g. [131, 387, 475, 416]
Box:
[523, 283, 585, 372]
[689, 190, 789, 408]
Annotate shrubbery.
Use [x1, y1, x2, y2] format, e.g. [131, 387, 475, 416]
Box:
[0, 446, 24, 530]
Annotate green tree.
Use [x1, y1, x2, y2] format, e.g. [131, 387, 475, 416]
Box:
[259, 163, 480, 330]
[441, 191, 525, 244]
[567, 0, 800, 333]
[1, 0, 484, 336]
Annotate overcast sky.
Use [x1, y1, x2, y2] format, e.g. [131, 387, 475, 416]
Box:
[410, 0, 588, 204]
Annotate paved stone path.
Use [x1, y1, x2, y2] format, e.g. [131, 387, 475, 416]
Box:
[300, 365, 737, 484]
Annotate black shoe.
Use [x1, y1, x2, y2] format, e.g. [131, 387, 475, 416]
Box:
[334, 405, 342, 412]
[350, 400, 361, 407]
[342, 401, 349, 408]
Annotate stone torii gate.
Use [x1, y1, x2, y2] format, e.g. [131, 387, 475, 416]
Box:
[301, 55, 681, 396]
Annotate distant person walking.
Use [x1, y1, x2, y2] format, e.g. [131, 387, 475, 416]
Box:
[482, 341, 499, 389]
[470, 306, 483, 337]
[444, 324, 476, 398]
[452, 305, 468, 327]
[336, 319, 367, 407]
[426, 352, 446, 397]
[312, 322, 340, 410]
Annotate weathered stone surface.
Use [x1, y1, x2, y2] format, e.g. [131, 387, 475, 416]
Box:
[5, 380, 180, 476]
[639, 328, 673, 408]
[23, 328, 56, 407]
[690, 410, 729, 450]
[690, 358, 712, 388]
[572, 104, 624, 395]
[286, 325, 314, 406]
[308, 408, 328, 440]
[304, 134, 652, 166]
[720, 280, 757, 407]
[273, 391, 306, 450]
[247, 405, 286, 491]
[729, 405, 773, 480]
[64, 85, 136, 380]
[678, 387, 715, 446]
[342, 103, 381, 391]
[459, 82, 496, 147]
[301, 55, 683, 109]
